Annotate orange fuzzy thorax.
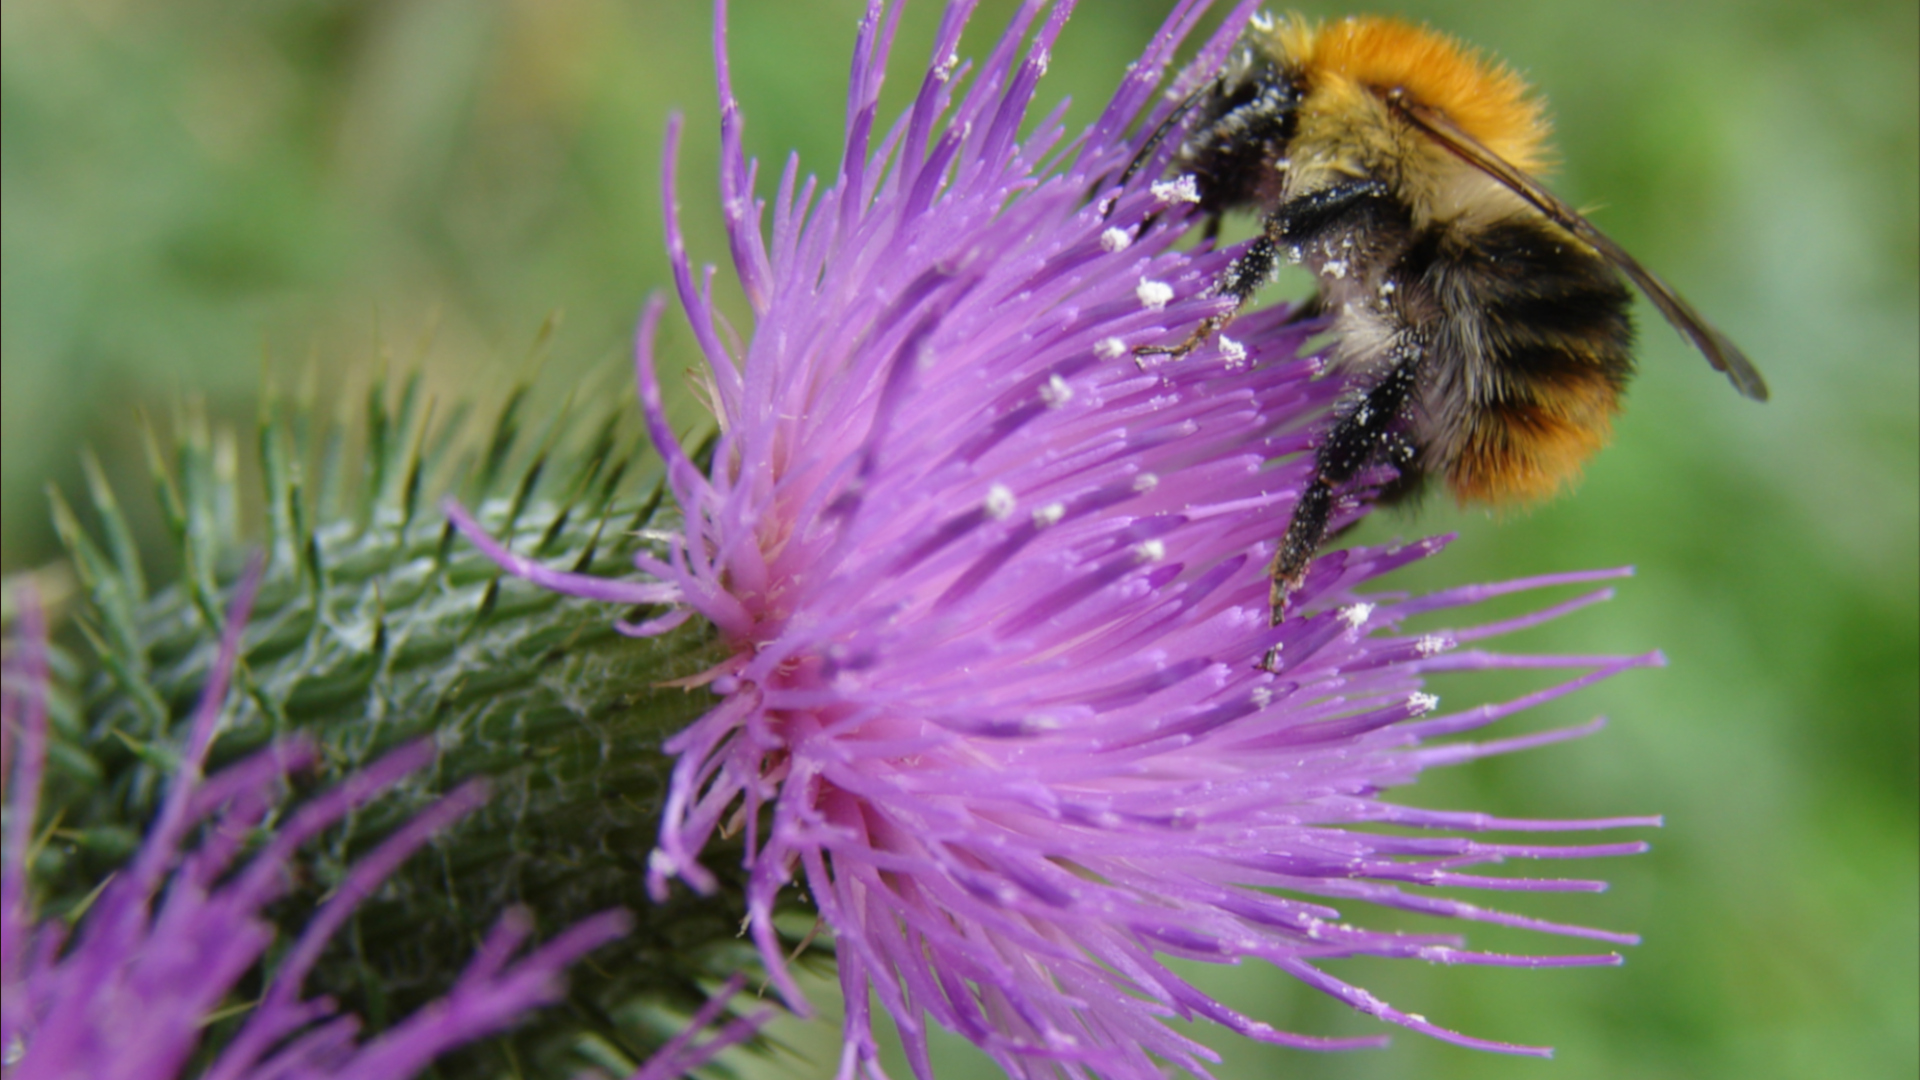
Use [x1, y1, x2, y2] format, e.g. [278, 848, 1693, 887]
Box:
[1272, 14, 1551, 173]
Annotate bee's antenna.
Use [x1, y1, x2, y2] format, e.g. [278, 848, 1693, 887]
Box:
[1101, 81, 1216, 219]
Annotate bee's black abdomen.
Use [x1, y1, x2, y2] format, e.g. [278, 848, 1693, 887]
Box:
[1442, 219, 1636, 385]
[1418, 217, 1639, 502]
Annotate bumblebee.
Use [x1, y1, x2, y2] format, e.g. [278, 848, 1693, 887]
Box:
[1129, 14, 1767, 624]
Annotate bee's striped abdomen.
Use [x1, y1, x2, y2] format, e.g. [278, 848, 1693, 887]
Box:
[1424, 217, 1636, 503]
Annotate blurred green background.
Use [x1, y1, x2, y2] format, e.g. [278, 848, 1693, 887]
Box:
[3, 1, 1913, 1078]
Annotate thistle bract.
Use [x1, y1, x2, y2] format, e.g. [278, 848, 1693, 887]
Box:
[452, 1, 1663, 1076]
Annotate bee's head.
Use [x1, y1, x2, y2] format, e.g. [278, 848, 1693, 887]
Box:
[1176, 42, 1305, 214]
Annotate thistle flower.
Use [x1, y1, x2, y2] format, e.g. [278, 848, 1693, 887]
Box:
[0, 569, 766, 1079]
[452, 1, 1663, 1076]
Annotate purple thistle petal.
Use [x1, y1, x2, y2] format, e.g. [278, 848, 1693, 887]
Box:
[627, 974, 774, 1080]
[203, 778, 494, 1080]
[323, 909, 633, 1080]
[2, 585, 53, 1055]
[110, 556, 266, 919]
[443, 498, 683, 607]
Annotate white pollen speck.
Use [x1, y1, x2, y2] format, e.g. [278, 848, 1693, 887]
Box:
[1100, 226, 1133, 253]
[1323, 259, 1349, 279]
[647, 849, 678, 876]
[1043, 1026, 1080, 1050]
[1034, 49, 1051, 75]
[1416, 634, 1451, 656]
[936, 52, 959, 81]
[1251, 9, 1275, 31]
[984, 483, 1016, 520]
[1150, 174, 1201, 204]
[1095, 336, 1128, 359]
[1379, 280, 1397, 295]
[1342, 603, 1375, 628]
[1251, 686, 1274, 708]
[1408, 692, 1440, 715]
[1033, 502, 1066, 527]
[1040, 373, 1074, 408]
[1132, 472, 1159, 492]
[1218, 336, 1247, 365]
[1136, 278, 1174, 310]
[1407, 1013, 1428, 1024]
[1133, 539, 1166, 563]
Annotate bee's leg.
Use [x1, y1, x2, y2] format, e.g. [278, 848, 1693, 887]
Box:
[1137, 178, 1396, 362]
[1135, 231, 1281, 361]
[1268, 343, 1422, 626]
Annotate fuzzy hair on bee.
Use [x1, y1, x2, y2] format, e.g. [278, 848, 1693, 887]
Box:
[1125, 13, 1767, 637]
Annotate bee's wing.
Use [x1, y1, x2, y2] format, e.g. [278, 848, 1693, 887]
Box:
[1394, 96, 1769, 402]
